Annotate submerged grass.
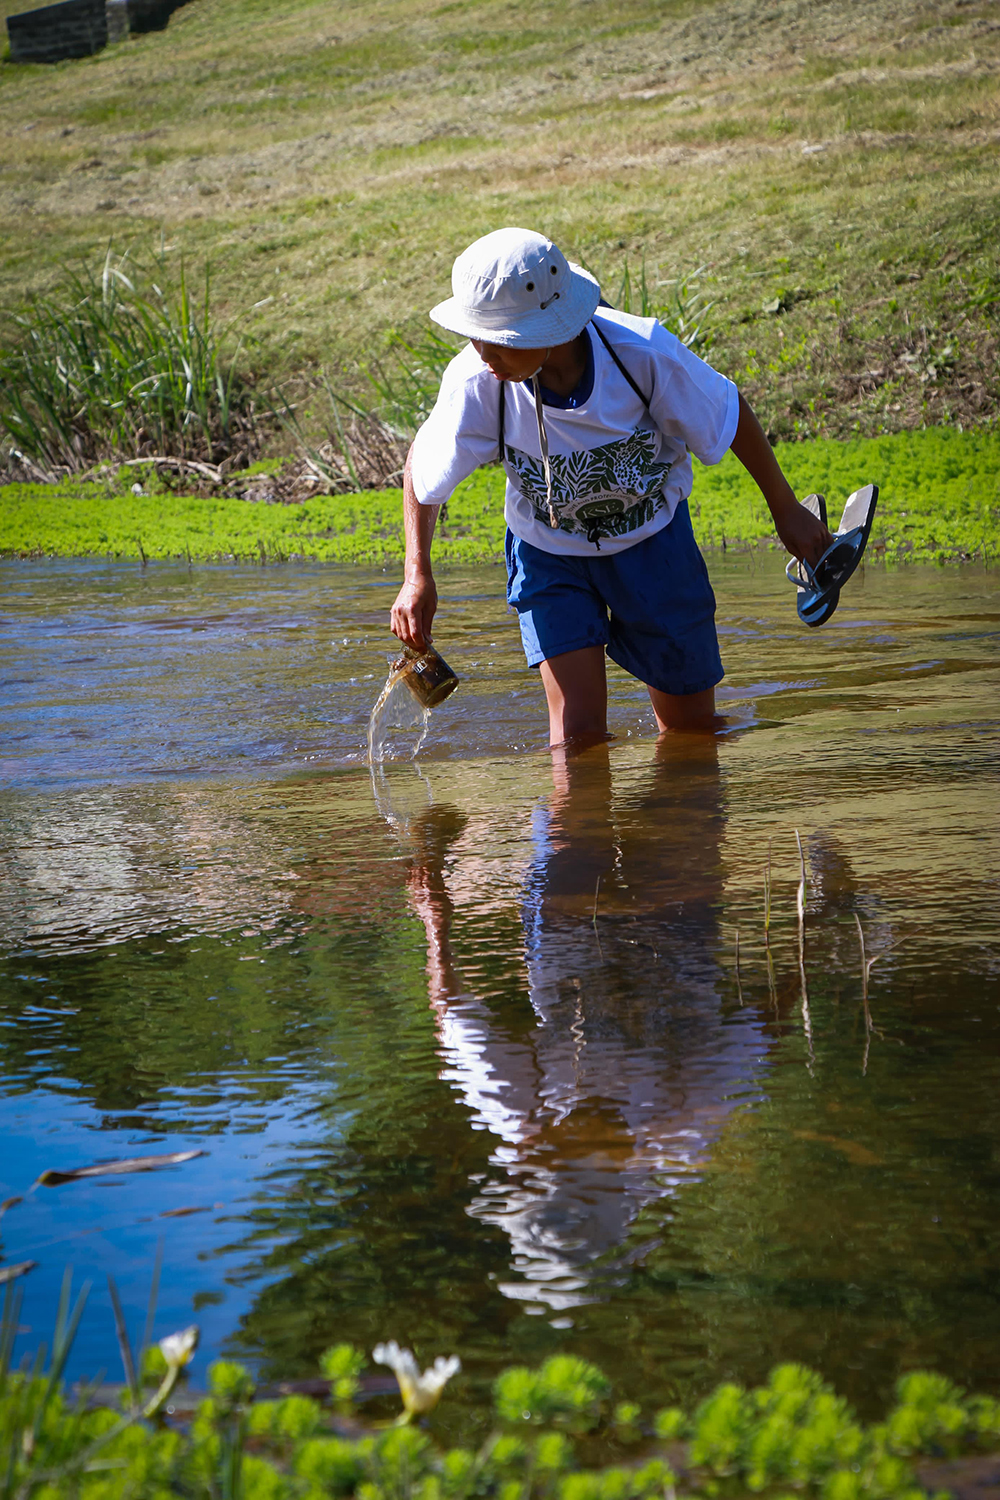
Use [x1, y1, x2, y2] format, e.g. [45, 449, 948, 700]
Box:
[2, 427, 996, 566]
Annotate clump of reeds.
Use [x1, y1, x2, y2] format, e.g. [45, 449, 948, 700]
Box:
[586, 260, 715, 354]
[276, 373, 410, 495]
[362, 328, 466, 436]
[0, 250, 262, 479]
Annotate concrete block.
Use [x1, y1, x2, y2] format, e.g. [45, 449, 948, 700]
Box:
[6, 0, 107, 62]
[126, 0, 176, 31]
[104, 0, 129, 42]
[6, 0, 192, 60]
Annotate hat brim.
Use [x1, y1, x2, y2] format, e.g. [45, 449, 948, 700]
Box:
[429, 262, 601, 348]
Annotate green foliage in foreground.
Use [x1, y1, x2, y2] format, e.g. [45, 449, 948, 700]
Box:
[6, 1306, 1000, 1500]
[1, 428, 998, 567]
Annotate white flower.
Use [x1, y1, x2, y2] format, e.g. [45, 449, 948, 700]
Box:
[158, 1325, 199, 1370]
[373, 1340, 460, 1418]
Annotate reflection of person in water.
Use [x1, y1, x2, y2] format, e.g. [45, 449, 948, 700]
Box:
[407, 737, 770, 1311]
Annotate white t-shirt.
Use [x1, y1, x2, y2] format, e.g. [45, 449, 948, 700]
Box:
[410, 308, 740, 556]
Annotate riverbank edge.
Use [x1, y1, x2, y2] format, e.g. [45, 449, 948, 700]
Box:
[2, 428, 997, 567]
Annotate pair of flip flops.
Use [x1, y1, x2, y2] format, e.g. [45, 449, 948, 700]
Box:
[786, 484, 879, 626]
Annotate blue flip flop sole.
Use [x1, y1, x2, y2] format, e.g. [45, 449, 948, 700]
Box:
[789, 484, 879, 628]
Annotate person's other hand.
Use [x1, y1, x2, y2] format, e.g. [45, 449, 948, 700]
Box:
[775, 501, 834, 567]
[391, 572, 438, 651]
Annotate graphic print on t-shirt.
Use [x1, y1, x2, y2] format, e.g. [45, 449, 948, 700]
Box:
[503, 424, 674, 544]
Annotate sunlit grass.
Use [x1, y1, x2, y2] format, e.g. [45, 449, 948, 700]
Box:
[0, 0, 997, 443]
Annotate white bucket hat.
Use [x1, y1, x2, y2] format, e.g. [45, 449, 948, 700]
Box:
[429, 227, 601, 348]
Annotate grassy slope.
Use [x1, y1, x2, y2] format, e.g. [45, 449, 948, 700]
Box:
[1, 0, 998, 442]
[3, 428, 997, 564]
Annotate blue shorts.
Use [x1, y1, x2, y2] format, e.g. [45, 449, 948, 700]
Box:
[505, 500, 723, 696]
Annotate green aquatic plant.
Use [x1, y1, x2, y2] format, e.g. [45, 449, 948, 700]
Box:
[3, 1280, 1000, 1500]
[322, 1344, 367, 1409]
[2, 426, 996, 567]
[494, 1355, 610, 1432]
[0, 1272, 202, 1500]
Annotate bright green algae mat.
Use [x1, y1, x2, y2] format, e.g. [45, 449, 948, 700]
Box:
[2, 427, 998, 566]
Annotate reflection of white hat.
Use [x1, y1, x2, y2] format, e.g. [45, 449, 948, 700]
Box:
[430, 228, 601, 348]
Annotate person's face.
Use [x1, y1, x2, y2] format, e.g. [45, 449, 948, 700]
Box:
[471, 340, 548, 381]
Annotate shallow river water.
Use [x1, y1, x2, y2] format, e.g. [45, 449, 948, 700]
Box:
[1, 553, 999, 1427]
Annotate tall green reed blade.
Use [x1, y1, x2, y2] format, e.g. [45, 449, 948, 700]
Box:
[140, 1239, 163, 1374]
[0, 1284, 22, 1390]
[268, 371, 357, 489]
[107, 1277, 139, 1409]
[31, 1270, 89, 1443]
[654, 267, 714, 351]
[0, 1378, 24, 1500]
[0, 1275, 91, 1500]
[0, 250, 257, 471]
[323, 376, 362, 491]
[603, 258, 656, 320]
[361, 330, 461, 434]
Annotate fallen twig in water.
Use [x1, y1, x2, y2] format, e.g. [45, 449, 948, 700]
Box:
[591, 875, 604, 961]
[735, 928, 743, 1005]
[37, 1150, 205, 1186]
[855, 914, 876, 1074]
[855, 914, 907, 989]
[795, 829, 806, 936]
[794, 829, 813, 1066]
[0, 1260, 36, 1284]
[854, 914, 906, 1073]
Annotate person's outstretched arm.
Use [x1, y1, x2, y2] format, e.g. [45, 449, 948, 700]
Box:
[730, 393, 833, 566]
[391, 443, 441, 651]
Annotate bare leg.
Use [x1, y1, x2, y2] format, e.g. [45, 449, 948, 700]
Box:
[647, 684, 722, 734]
[539, 646, 609, 745]
[407, 806, 468, 1005]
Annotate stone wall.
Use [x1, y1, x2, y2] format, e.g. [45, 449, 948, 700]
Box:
[6, 0, 191, 61]
[115, 0, 187, 34]
[7, 0, 109, 62]
[104, 0, 129, 41]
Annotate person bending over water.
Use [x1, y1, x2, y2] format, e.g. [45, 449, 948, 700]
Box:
[390, 228, 832, 743]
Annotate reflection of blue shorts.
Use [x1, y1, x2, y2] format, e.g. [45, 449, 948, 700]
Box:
[505, 499, 723, 696]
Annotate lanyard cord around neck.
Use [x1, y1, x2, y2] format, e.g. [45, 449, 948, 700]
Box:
[495, 317, 652, 531]
[530, 372, 557, 528]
